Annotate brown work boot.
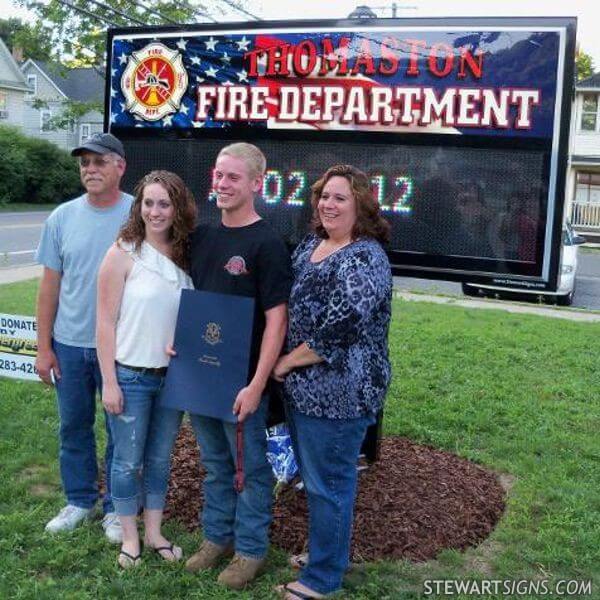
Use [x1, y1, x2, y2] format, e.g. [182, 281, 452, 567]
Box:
[185, 540, 234, 573]
[217, 553, 266, 589]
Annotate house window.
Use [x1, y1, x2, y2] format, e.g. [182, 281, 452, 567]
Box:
[580, 93, 599, 132]
[80, 123, 91, 144]
[26, 74, 37, 99]
[575, 172, 600, 203]
[40, 109, 52, 132]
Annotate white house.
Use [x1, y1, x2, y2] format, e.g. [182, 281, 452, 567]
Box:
[0, 38, 31, 129]
[567, 72, 600, 236]
[20, 60, 104, 152]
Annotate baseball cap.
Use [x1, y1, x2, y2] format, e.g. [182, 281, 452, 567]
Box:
[71, 132, 125, 158]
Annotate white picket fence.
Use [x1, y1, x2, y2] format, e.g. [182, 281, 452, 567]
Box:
[570, 201, 600, 229]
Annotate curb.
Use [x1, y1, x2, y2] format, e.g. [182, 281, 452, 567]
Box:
[394, 290, 600, 322]
[0, 264, 43, 285]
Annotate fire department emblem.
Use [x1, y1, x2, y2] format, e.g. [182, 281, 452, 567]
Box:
[121, 43, 188, 121]
[203, 322, 222, 346]
[224, 256, 249, 275]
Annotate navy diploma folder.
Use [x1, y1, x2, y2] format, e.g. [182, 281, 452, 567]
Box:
[160, 289, 255, 422]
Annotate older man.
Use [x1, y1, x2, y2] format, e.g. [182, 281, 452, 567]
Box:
[36, 133, 133, 542]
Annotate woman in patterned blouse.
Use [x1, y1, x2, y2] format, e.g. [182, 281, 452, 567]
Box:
[273, 164, 393, 599]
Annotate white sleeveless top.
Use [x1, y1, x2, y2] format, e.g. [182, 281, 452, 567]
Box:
[115, 240, 193, 368]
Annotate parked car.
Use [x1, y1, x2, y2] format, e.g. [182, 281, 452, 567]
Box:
[462, 223, 585, 306]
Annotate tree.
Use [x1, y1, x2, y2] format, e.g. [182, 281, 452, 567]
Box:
[20, 0, 234, 69]
[18, 0, 227, 131]
[0, 17, 53, 61]
[17, 0, 254, 131]
[575, 48, 595, 81]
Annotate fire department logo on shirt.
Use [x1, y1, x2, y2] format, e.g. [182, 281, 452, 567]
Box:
[121, 43, 188, 122]
[224, 256, 249, 275]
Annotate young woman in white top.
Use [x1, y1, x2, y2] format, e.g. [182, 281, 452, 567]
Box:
[97, 170, 196, 568]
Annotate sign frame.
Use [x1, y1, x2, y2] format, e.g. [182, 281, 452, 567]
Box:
[105, 17, 577, 290]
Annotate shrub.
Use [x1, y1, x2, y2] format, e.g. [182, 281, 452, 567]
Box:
[0, 125, 82, 205]
[0, 126, 28, 204]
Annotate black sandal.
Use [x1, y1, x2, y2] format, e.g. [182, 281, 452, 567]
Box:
[279, 583, 323, 599]
[118, 548, 142, 569]
[289, 552, 308, 569]
[151, 543, 182, 562]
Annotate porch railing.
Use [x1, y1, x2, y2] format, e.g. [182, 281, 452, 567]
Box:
[570, 202, 600, 229]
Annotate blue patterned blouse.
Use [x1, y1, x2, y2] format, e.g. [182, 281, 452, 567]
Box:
[284, 234, 393, 419]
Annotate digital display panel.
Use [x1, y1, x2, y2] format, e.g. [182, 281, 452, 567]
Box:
[107, 18, 576, 288]
[120, 135, 547, 277]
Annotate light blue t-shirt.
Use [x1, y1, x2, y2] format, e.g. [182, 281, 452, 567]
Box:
[36, 193, 133, 348]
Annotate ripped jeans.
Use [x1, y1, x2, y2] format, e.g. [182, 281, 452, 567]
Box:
[106, 364, 183, 516]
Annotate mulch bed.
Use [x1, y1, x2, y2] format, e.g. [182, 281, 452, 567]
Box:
[164, 423, 506, 563]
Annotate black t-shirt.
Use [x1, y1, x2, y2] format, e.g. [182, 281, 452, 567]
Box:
[190, 219, 292, 378]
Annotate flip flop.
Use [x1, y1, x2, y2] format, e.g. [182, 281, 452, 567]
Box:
[118, 548, 142, 569]
[150, 543, 182, 562]
[289, 552, 308, 570]
[275, 582, 324, 599]
[289, 552, 352, 573]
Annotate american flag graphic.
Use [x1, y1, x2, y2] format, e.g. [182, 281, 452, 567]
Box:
[109, 29, 559, 139]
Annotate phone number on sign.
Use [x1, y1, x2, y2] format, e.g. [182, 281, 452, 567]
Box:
[0, 358, 38, 375]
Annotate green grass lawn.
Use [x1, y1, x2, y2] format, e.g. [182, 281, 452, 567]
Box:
[1, 279, 599, 599]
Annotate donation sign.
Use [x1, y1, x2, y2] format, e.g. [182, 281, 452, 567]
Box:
[0, 313, 39, 381]
[106, 17, 576, 290]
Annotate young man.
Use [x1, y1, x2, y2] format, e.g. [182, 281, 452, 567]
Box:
[36, 133, 133, 542]
[185, 143, 291, 589]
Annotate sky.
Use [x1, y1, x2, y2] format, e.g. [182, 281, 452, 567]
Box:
[2, 0, 599, 71]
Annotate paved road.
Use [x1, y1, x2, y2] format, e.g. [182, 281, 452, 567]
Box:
[572, 251, 600, 309]
[394, 251, 600, 309]
[394, 275, 461, 297]
[0, 211, 49, 269]
[3, 210, 600, 309]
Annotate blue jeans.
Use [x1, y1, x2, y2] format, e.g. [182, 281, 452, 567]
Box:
[189, 400, 274, 559]
[53, 340, 114, 514]
[107, 365, 183, 516]
[287, 406, 376, 595]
